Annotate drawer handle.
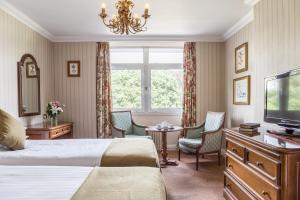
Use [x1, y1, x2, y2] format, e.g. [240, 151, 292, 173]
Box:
[231, 148, 238, 153]
[228, 164, 233, 169]
[256, 162, 264, 168]
[225, 183, 231, 189]
[262, 191, 271, 200]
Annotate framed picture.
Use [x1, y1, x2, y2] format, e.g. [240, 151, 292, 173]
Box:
[233, 75, 250, 105]
[67, 61, 80, 77]
[235, 42, 248, 73]
[26, 62, 37, 78]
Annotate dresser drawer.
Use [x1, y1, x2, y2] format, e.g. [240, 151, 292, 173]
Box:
[246, 148, 280, 185]
[62, 126, 72, 134]
[224, 172, 255, 200]
[50, 125, 72, 138]
[226, 138, 245, 161]
[226, 154, 279, 200]
[50, 128, 63, 139]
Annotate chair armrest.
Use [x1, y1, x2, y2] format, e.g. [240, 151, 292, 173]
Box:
[198, 128, 223, 153]
[132, 124, 147, 136]
[111, 126, 125, 138]
[132, 123, 147, 128]
[183, 123, 205, 139]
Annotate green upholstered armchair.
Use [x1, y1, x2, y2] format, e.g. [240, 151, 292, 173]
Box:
[110, 111, 152, 139]
[178, 111, 225, 170]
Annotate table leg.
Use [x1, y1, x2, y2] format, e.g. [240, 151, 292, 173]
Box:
[160, 131, 178, 168]
[161, 131, 168, 163]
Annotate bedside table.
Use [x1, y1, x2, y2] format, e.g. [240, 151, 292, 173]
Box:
[26, 122, 73, 140]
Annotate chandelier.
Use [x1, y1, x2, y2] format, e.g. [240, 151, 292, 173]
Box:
[99, 0, 150, 35]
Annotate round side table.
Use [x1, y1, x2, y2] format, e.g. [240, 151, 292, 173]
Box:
[146, 126, 183, 167]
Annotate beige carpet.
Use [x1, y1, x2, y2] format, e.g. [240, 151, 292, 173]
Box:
[161, 151, 225, 200]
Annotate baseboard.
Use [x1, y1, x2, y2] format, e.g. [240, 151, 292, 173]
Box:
[167, 144, 177, 151]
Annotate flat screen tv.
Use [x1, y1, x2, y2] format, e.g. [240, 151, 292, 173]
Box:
[264, 68, 300, 129]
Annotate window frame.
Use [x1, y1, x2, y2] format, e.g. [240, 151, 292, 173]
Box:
[110, 47, 183, 115]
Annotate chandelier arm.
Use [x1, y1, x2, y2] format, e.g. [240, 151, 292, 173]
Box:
[129, 18, 147, 32]
[128, 26, 137, 34]
[101, 18, 115, 29]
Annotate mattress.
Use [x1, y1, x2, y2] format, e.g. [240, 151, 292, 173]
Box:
[0, 139, 112, 166]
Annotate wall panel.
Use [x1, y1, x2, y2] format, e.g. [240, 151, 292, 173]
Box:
[196, 42, 225, 124]
[0, 9, 53, 125]
[53, 42, 97, 138]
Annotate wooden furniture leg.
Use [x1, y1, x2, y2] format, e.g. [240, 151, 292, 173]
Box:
[159, 131, 178, 167]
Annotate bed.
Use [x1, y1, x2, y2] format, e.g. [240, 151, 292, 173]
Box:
[0, 165, 167, 200]
[0, 138, 159, 167]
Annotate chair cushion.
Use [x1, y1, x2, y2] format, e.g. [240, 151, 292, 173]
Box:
[125, 135, 152, 140]
[178, 138, 202, 150]
[178, 143, 197, 153]
[0, 109, 26, 150]
[204, 112, 225, 131]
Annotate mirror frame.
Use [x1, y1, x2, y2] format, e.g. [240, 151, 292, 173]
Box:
[17, 54, 41, 117]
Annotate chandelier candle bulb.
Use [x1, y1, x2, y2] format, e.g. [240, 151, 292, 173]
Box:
[101, 3, 106, 14]
[144, 3, 149, 15]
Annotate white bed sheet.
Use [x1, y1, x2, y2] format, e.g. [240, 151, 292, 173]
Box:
[0, 165, 92, 200]
[0, 139, 112, 166]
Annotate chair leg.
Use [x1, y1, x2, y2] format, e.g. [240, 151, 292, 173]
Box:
[196, 153, 199, 170]
[178, 149, 181, 161]
[218, 151, 221, 166]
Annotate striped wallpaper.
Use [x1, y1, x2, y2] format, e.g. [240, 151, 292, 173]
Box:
[0, 9, 53, 125]
[196, 42, 225, 124]
[53, 42, 97, 138]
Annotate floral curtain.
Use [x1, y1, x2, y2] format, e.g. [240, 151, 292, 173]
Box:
[96, 42, 112, 138]
[181, 42, 197, 128]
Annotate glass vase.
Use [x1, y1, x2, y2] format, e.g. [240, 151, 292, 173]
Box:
[50, 117, 58, 126]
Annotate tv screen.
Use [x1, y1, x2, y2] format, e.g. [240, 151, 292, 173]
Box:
[265, 68, 300, 124]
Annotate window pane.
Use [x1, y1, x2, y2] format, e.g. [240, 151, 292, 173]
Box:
[110, 48, 143, 63]
[151, 69, 183, 109]
[149, 48, 183, 64]
[111, 70, 142, 109]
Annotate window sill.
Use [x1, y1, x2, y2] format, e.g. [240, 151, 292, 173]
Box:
[132, 111, 182, 117]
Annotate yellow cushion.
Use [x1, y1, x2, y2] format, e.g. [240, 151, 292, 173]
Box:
[0, 109, 26, 150]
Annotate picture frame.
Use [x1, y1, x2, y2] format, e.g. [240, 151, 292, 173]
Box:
[233, 75, 250, 105]
[67, 61, 80, 77]
[235, 42, 248, 73]
[26, 62, 38, 78]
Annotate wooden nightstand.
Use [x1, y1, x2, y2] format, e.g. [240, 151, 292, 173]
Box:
[26, 122, 73, 140]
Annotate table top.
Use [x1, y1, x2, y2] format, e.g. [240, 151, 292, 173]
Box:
[146, 126, 183, 133]
[225, 128, 300, 151]
[26, 122, 73, 131]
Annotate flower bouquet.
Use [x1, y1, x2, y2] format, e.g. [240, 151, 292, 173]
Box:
[46, 101, 65, 126]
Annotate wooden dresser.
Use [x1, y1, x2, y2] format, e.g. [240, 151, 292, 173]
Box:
[224, 128, 300, 200]
[26, 122, 73, 140]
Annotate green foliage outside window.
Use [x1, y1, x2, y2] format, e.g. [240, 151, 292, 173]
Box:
[111, 69, 183, 110]
[111, 70, 141, 109]
[151, 70, 183, 109]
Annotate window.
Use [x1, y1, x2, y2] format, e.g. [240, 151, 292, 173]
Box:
[110, 47, 183, 114]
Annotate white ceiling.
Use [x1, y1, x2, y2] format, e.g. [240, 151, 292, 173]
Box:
[2, 0, 254, 41]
